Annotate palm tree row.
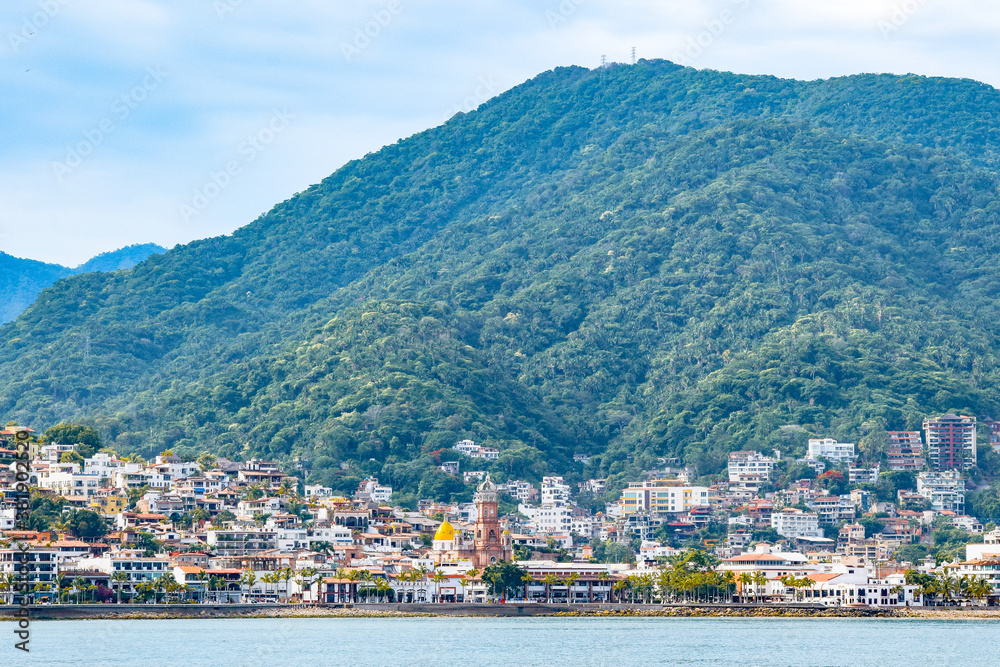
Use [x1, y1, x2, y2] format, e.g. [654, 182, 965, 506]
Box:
[906, 571, 993, 606]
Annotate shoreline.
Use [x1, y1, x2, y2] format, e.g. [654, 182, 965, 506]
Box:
[5, 603, 999, 621]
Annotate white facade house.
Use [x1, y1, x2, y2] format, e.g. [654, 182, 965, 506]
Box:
[807, 439, 856, 462]
[304, 484, 334, 499]
[771, 508, 823, 539]
[519, 504, 574, 534]
[848, 465, 880, 485]
[728, 451, 777, 483]
[619, 481, 711, 515]
[916, 471, 965, 513]
[452, 439, 500, 460]
[75, 551, 172, 584]
[966, 529, 1000, 562]
[275, 525, 354, 551]
[356, 478, 392, 503]
[36, 464, 104, 499]
[541, 477, 572, 507]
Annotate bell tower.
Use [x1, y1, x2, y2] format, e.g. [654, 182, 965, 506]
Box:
[473, 474, 510, 568]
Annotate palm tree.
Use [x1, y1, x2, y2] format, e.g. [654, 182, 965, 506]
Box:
[281, 567, 295, 602]
[263, 572, 279, 601]
[196, 570, 209, 603]
[430, 570, 448, 603]
[936, 573, 958, 605]
[541, 573, 560, 603]
[111, 571, 129, 604]
[298, 567, 319, 604]
[73, 577, 88, 604]
[360, 569, 375, 602]
[209, 575, 223, 603]
[562, 572, 581, 604]
[521, 572, 535, 601]
[376, 578, 392, 603]
[155, 574, 177, 604]
[737, 572, 754, 603]
[345, 569, 363, 602]
[972, 577, 993, 605]
[752, 571, 768, 604]
[612, 579, 628, 604]
[240, 570, 257, 602]
[0, 573, 15, 605]
[720, 571, 736, 603]
[597, 571, 612, 603]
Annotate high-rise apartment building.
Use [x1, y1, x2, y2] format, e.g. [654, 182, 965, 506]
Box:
[887, 431, 925, 471]
[923, 414, 976, 471]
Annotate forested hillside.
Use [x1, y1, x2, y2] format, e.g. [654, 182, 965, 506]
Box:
[0, 243, 164, 323]
[3, 61, 1000, 501]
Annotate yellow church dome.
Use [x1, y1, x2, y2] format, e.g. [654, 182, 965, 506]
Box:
[434, 520, 455, 541]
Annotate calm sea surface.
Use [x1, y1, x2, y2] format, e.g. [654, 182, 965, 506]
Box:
[8, 617, 998, 666]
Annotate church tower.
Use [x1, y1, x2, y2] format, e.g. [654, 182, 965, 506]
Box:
[473, 474, 510, 568]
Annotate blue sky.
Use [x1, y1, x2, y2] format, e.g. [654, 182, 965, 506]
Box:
[2, 0, 997, 266]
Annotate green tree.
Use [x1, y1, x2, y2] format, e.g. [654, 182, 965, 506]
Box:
[40, 423, 102, 458]
[482, 560, 528, 601]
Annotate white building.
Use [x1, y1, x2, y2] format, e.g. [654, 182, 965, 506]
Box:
[304, 484, 334, 499]
[519, 504, 574, 534]
[807, 439, 856, 462]
[965, 529, 1000, 562]
[541, 477, 572, 507]
[499, 480, 537, 503]
[275, 525, 354, 551]
[356, 478, 392, 504]
[849, 465, 880, 485]
[75, 550, 172, 584]
[916, 471, 965, 513]
[452, 439, 500, 460]
[35, 464, 104, 499]
[453, 439, 479, 455]
[728, 451, 777, 484]
[619, 480, 711, 515]
[770, 508, 823, 539]
[39, 442, 78, 462]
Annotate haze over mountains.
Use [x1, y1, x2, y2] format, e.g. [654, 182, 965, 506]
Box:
[0, 244, 166, 324]
[3, 61, 1000, 501]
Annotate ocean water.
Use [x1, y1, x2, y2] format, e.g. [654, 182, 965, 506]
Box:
[7, 616, 998, 666]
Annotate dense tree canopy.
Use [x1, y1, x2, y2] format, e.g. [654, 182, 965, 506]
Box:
[3, 62, 1000, 498]
[40, 423, 102, 458]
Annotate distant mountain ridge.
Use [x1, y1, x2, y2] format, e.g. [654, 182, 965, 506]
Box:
[2, 61, 1000, 501]
[0, 243, 165, 323]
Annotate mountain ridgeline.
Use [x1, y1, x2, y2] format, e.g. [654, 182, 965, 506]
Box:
[0, 243, 165, 324]
[3, 61, 1000, 502]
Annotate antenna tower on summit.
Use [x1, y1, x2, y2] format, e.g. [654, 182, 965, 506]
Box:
[600, 54, 606, 68]
[631, 47, 636, 64]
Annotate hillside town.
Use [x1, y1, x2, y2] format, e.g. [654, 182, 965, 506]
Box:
[2, 413, 999, 608]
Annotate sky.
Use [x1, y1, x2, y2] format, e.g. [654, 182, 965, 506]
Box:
[2, 0, 998, 266]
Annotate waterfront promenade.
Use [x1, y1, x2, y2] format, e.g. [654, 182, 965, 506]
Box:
[0, 601, 913, 620]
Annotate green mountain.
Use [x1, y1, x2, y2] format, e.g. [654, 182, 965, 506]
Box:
[3, 61, 1000, 501]
[0, 253, 71, 324]
[0, 244, 165, 324]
